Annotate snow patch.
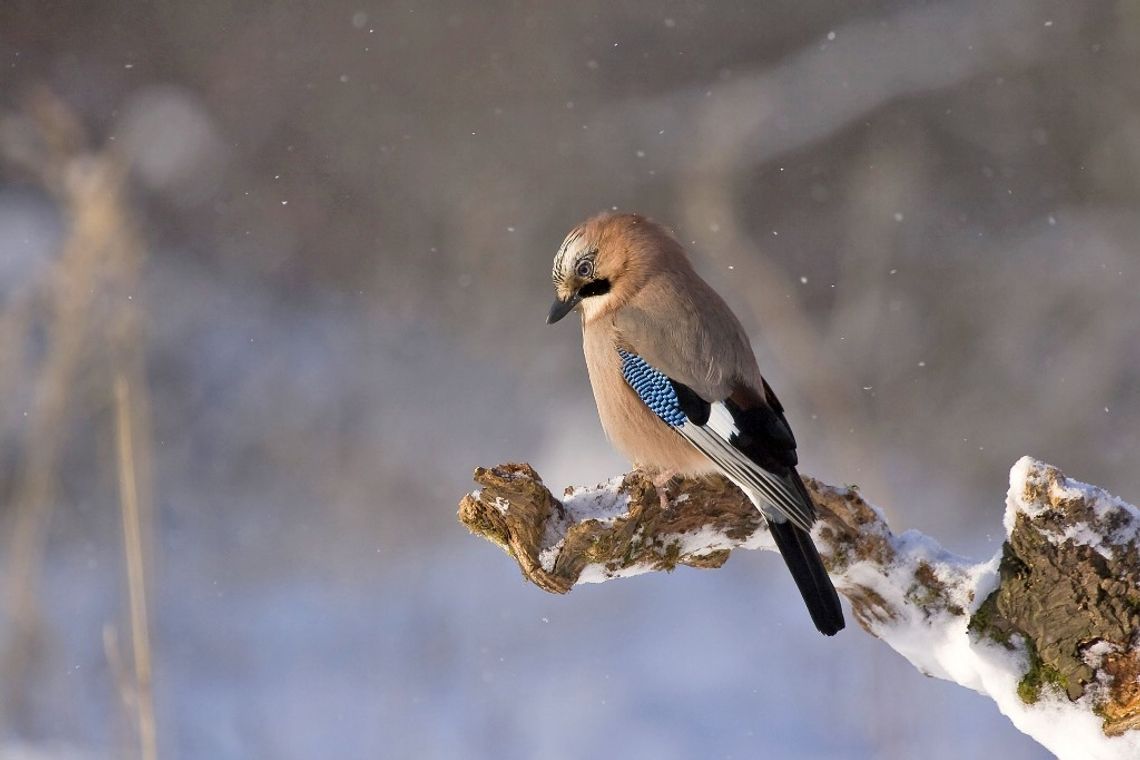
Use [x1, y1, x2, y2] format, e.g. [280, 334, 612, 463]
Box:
[576, 562, 655, 585]
[1005, 455, 1140, 560]
[561, 476, 630, 523]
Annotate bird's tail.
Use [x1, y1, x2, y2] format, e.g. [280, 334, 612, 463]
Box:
[767, 517, 845, 636]
[763, 469, 844, 636]
[748, 468, 845, 635]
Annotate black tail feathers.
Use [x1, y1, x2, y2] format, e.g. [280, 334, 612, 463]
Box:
[768, 518, 845, 636]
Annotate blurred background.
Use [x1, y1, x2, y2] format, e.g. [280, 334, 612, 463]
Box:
[1, 1, 1138, 758]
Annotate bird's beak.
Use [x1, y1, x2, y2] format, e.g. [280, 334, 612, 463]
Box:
[546, 293, 582, 324]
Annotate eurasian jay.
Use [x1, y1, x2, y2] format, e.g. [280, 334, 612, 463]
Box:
[546, 211, 845, 636]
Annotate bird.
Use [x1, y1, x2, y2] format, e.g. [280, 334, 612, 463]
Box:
[546, 211, 845, 636]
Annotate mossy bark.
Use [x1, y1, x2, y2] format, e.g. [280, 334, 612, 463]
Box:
[968, 466, 1140, 735]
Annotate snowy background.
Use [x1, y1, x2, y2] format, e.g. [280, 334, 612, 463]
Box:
[2, 1, 1139, 758]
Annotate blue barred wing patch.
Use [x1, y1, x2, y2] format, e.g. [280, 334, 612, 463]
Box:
[617, 350, 688, 427]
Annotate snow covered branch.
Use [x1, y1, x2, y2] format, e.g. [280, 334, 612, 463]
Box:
[458, 457, 1140, 759]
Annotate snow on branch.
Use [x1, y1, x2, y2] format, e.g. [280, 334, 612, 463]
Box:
[458, 457, 1140, 759]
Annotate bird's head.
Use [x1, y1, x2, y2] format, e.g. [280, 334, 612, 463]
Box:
[547, 212, 682, 325]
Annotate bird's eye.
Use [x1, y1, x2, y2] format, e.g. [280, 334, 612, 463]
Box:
[576, 260, 594, 278]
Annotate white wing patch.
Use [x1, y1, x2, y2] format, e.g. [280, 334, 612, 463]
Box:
[704, 403, 739, 440]
[677, 401, 815, 532]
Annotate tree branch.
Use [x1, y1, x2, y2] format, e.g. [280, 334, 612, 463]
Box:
[458, 457, 1140, 759]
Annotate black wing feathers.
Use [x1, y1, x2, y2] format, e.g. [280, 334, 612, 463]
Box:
[722, 381, 798, 471]
[761, 377, 798, 449]
[667, 378, 711, 425]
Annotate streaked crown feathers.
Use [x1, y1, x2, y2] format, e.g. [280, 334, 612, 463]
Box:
[552, 224, 593, 287]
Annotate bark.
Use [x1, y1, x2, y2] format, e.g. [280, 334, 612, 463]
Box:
[458, 458, 1140, 744]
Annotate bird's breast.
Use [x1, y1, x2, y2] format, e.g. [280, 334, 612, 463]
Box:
[582, 322, 711, 475]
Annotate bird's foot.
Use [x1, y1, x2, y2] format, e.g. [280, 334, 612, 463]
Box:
[651, 469, 679, 513]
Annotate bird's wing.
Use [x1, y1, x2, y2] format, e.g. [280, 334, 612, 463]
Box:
[617, 350, 816, 531]
[613, 287, 759, 402]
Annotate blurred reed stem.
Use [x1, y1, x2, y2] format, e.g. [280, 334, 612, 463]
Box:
[114, 374, 157, 760]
